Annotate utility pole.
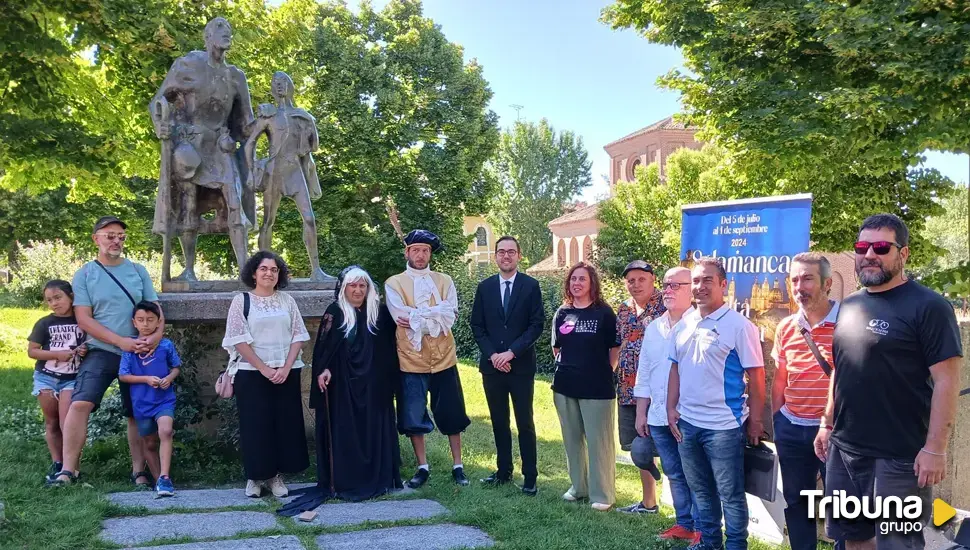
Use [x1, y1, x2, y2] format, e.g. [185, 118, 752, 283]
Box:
[509, 104, 524, 121]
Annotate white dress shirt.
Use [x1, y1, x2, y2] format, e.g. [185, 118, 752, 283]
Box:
[385, 266, 458, 351]
[634, 307, 694, 426]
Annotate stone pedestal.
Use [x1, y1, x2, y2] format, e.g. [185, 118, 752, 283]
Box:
[158, 283, 334, 436]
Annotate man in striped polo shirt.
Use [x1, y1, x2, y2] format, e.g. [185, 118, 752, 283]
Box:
[771, 252, 839, 550]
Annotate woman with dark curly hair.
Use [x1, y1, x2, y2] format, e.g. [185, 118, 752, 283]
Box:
[222, 250, 309, 498]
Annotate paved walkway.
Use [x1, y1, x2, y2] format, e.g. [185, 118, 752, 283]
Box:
[100, 486, 493, 549]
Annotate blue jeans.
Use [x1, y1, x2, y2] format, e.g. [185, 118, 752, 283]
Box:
[650, 424, 699, 531]
[678, 420, 748, 550]
[773, 411, 826, 550]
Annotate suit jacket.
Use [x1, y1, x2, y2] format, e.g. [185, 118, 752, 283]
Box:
[470, 272, 544, 375]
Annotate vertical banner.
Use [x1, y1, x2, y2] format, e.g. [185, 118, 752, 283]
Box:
[680, 194, 812, 336]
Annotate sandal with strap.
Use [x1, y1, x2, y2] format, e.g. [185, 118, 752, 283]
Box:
[131, 470, 153, 490]
[48, 470, 77, 487]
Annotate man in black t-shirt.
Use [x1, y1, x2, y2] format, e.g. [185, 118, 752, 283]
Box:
[816, 214, 962, 550]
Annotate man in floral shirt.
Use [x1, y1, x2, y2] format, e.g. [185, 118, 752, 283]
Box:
[616, 260, 666, 514]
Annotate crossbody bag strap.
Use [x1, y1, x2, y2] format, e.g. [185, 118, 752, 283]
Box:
[243, 291, 250, 320]
[94, 260, 136, 307]
[798, 326, 832, 377]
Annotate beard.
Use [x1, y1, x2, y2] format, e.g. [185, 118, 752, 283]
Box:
[856, 256, 901, 287]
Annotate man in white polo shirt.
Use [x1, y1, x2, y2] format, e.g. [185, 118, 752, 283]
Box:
[667, 257, 766, 550]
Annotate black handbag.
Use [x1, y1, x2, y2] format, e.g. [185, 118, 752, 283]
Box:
[744, 441, 778, 502]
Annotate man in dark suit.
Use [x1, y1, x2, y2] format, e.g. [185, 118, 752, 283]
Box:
[470, 235, 544, 495]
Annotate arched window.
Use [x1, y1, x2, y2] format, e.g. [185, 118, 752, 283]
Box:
[557, 239, 566, 267]
[582, 236, 593, 262]
[627, 157, 642, 181]
[569, 238, 579, 265]
[474, 226, 487, 247]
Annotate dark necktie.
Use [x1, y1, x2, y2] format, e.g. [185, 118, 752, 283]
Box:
[503, 280, 512, 317]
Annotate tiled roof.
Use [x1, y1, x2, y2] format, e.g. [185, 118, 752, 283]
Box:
[547, 202, 601, 228]
[603, 116, 697, 149]
[525, 254, 563, 275]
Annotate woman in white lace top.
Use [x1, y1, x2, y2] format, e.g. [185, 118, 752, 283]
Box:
[222, 251, 310, 498]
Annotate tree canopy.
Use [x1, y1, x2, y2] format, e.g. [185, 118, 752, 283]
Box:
[488, 119, 592, 265]
[601, 0, 967, 263]
[1, 0, 500, 281]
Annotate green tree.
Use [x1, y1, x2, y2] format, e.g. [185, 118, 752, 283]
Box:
[0, 0, 499, 281]
[488, 119, 592, 265]
[601, 0, 965, 263]
[595, 145, 740, 276]
[921, 185, 969, 274]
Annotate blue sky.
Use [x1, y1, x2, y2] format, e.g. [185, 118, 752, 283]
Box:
[363, 0, 968, 201]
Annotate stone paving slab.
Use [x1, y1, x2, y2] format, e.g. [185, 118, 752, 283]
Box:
[107, 488, 270, 510]
[138, 535, 304, 550]
[278, 486, 416, 506]
[316, 523, 494, 549]
[100, 511, 279, 546]
[299, 498, 447, 527]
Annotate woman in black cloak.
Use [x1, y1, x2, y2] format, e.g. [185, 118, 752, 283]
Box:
[279, 266, 402, 515]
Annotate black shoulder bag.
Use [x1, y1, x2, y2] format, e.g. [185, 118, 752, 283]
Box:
[798, 326, 832, 376]
[94, 260, 137, 307]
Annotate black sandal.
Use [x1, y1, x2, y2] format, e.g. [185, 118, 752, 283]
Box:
[131, 470, 153, 490]
[48, 470, 77, 487]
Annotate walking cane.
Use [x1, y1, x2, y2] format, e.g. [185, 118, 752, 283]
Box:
[323, 386, 335, 496]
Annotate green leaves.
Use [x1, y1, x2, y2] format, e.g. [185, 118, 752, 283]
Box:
[488, 119, 593, 265]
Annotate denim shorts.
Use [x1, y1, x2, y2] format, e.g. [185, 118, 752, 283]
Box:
[135, 408, 175, 437]
[32, 371, 76, 397]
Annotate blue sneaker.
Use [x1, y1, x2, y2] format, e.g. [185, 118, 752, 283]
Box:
[155, 475, 175, 497]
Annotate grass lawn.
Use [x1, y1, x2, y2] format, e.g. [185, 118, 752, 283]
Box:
[0, 307, 783, 550]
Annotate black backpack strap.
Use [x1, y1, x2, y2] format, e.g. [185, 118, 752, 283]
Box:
[798, 326, 832, 377]
[94, 260, 136, 307]
[243, 292, 250, 320]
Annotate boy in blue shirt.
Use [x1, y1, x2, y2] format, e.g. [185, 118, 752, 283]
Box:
[119, 301, 180, 496]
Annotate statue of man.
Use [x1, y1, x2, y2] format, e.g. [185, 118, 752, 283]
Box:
[150, 17, 255, 281]
[245, 71, 328, 281]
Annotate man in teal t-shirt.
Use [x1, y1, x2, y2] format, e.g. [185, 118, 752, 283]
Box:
[51, 216, 166, 488]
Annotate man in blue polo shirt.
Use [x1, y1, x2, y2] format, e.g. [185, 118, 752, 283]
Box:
[667, 257, 766, 550]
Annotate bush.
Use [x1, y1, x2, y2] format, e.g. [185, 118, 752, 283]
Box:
[9, 240, 84, 302]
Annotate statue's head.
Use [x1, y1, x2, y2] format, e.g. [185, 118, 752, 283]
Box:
[271, 71, 295, 101]
[204, 17, 233, 51]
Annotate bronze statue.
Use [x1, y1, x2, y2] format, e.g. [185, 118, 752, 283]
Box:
[245, 71, 328, 281]
[150, 17, 255, 282]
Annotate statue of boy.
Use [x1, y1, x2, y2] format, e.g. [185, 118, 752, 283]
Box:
[150, 17, 255, 281]
[245, 71, 328, 281]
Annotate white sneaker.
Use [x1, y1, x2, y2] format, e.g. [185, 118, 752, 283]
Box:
[267, 475, 289, 498]
[562, 490, 579, 502]
[591, 502, 613, 511]
[245, 479, 263, 498]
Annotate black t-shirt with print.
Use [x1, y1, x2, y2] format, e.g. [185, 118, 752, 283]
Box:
[832, 280, 962, 459]
[551, 303, 621, 399]
[28, 314, 84, 379]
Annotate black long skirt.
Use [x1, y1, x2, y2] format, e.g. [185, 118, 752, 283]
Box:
[234, 368, 309, 481]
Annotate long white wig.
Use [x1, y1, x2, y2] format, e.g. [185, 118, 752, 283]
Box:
[336, 267, 381, 337]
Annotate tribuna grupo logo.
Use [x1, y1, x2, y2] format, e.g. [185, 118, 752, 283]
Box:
[802, 490, 924, 535]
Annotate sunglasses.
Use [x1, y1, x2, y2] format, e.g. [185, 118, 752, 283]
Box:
[853, 241, 901, 255]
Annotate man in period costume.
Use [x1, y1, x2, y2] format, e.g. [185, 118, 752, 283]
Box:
[385, 229, 471, 488]
[150, 17, 255, 280]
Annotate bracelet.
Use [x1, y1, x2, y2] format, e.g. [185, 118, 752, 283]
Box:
[820, 425, 834, 431]
[920, 448, 946, 457]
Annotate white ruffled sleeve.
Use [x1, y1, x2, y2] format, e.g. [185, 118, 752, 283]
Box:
[222, 293, 253, 349]
[286, 293, 310, 344]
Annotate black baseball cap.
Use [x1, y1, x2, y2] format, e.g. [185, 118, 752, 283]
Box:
[93, 216, 127, 233]
[622, 260, 654, 277]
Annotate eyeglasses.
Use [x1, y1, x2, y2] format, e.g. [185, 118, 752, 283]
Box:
[662, 282, 688, 290]
[257, 266, 280, 274]
[853, 241, 901, 255]
[97, 232, 127, 242]
[496, 250, 518, 257]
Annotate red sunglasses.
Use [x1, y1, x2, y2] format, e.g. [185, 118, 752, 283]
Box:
[854, 241, 901, 255]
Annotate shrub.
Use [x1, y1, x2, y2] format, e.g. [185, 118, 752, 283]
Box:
[9, 240, 84, 302]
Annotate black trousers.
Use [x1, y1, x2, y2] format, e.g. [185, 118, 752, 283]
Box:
[482, 372, 537, 481]
[234, 369, 309, 481]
